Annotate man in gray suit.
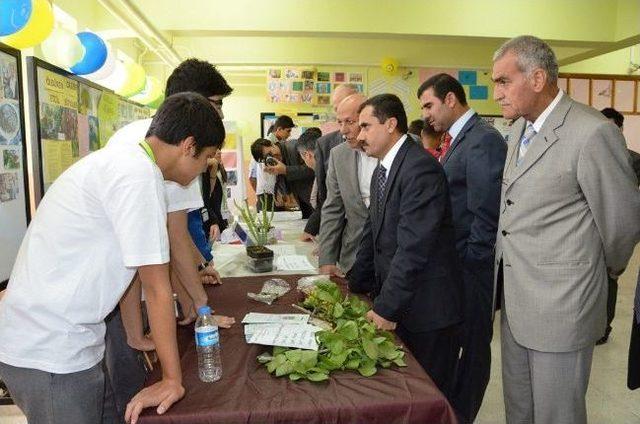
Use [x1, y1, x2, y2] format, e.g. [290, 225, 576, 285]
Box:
[318, 93, 378, 278]
[492, 35, 640, 424]
[302, 84, 358, 240]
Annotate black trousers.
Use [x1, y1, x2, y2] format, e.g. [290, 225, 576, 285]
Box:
[628, 314, 640, 390]
[396, 323, 461, 401]
[450, 266, 494, 423]
[605, 276, 618, 336]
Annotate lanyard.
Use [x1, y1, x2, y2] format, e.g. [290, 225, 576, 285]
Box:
[139, 140, 156, 163]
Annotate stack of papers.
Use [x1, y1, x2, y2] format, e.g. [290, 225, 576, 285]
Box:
[242, 313, 322, 350]
[274, 255, 315, 271]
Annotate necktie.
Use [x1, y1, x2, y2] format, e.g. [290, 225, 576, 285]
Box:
[376, 164, 387, 215]
[439, 132, 452, 163]
[517, 123, 537, 166]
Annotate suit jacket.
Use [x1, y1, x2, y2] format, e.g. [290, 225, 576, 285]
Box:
[443, 113, 506, 269]
[349, 138, 463, 332]
[277, 140, 315, 218]
[318, 143, 370, 274]
[305, 131, 343, 235]
[495, 94, 640, 352]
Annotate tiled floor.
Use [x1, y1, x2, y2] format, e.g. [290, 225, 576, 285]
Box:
[2, 247, 640, 424]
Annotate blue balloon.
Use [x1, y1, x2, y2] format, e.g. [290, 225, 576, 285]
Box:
[70, 32, 108, 75]
[0, 0, 32, 36]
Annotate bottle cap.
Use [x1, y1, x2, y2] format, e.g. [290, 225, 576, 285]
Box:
[197, 306, 212, 316]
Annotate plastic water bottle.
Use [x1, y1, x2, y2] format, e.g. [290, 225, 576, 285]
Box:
[195, 306, 222, 382]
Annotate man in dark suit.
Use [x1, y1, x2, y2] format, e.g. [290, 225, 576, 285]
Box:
[418, 74, 506, 422]
[349, 93, 463, 399]
[302, 84, 358, 239]
[250, 138, 315, 218]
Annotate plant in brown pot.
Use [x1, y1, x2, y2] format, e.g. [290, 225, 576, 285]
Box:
[234, 195, 275, 272]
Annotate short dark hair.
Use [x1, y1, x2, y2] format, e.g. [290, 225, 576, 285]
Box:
[274, 115, 295, 130]
[417, 73, 467, 106]
[147, 92, 225, 155]
[296, 128, 321, 154]
[358, 93, 408, 134]
[165, 58, 233, 98]
[250, 138, 272, 162]
[421, 121, 440, 138]
[601, 107, 624, 128]
[408, 119, 425, 137]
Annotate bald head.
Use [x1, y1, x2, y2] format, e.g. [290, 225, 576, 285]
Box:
[331, 84, 358, 112]
[337, 93, 367, 149]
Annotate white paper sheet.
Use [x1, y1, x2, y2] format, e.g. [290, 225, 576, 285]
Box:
[244, 323, 322, 350]
[274, 255, 315, 271]
[241, 312, 310, 324]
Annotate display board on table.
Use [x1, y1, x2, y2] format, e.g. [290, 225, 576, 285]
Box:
[220, 120, 245, 214]
[28, 57, 151, 196]
[0, 43, 30, 288]
[558, 73, 640, 151]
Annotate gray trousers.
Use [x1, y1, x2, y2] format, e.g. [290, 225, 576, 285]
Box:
[0, 361, 105, 424]
[501, 310, 594, 424]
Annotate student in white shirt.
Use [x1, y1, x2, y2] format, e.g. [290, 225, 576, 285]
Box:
[0, 92, 225, 424]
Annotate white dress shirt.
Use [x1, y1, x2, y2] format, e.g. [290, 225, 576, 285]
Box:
[528, 90, 564, 132]
[448, 108, 476, 140]
[380, 134, 408, 179]
[357, 149, 379, 207]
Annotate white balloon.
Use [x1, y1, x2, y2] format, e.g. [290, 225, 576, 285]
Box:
[85, 43, 116, 81]
[41, 27, 84, 69]
[99, 59, 128, 92]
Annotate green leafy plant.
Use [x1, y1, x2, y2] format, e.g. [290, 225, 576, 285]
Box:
[234, 196, 274, 246]
[258, 281, 406, 382]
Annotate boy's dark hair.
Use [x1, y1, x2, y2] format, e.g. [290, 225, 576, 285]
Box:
[296, 128, 321, 154]
[601, 107, 624, 129]
[250, 138, 272, 162]
[274, 115, 295, 130]
[408, 119, 425, 137]
[146, 92, 225, 155]
[417, 73, 468, 106]
[358, 93, 408, 134]
[421, 120, 440, 138]
[165, 58, 233, 98]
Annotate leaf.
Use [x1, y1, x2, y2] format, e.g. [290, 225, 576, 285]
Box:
[266, 361, 278, 374]
[333, 302, 344, 319]
[393, 357, 407, 367]
[307, 372, 330, 382]
[273, 346, 287, 356]
[358, 363, 377, 377]
[275, 361, 294, 377]
[380, 360, 392, 368]
[317, 289, 336, 303]
[285, 350, 303, 362]
[337, 321, 359, 341]
[328, 350, 349, 367]
[327, 338, 345, 355]
[300, 350, 318, 368]
[345, 358, 360, 369]
[373, 337, 387, 345]
[289, 373, 303, 381]
[362, 338, 379, 360]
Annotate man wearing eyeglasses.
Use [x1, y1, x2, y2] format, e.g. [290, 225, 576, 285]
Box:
[317, 93, 377, 279]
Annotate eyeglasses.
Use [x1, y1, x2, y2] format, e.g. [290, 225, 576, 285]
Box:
[208, 97, 224, 107]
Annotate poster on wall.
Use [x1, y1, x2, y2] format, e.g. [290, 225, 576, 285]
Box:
[0, 43, 30, 285]
[267, 67, 365, 105]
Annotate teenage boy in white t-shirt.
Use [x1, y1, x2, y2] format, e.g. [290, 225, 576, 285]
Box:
[0, 92, 225, 424]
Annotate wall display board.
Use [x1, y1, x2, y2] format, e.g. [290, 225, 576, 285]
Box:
[267, 67, 365, 105]
[0, 43, 30, 288]
[31, 58, 150, 194]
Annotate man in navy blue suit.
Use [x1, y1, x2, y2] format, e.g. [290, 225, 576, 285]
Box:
[418, 74, 506, 423]
[349, 93, 463, 400]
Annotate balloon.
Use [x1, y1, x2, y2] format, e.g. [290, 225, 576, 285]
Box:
[99, 59, 127, 92]
[129, 76, 163, 105]
[1, 0, 53, 49]
[84, 43, 116, 81]
[148, 94, 164, 110]
[0, 0, 32, 36]
[381, 57, 399, 76]
[70, 32, 107, 75]
[41, 27, 85, 69]
[116, 62, 146, 97]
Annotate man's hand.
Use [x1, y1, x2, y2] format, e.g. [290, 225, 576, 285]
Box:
[319, 264, 345, 278]
[125, 378, 185, 424]
[209, 224, 220, 241]
[300, 232, 315, 242]
[264, 159, 286, 175]
[200, 265, 222, 285]
[213, 314, 236, 328]
[366, 310, 397, 330]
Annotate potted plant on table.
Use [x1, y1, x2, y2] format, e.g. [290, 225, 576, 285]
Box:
[234, 195, 275, 272]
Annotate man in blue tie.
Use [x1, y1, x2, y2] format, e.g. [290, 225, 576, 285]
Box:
[348, 93, 463, 400]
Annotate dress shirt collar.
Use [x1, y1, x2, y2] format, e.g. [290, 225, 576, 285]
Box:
[380, 134, 408, 178]
[529, 90, 563, 133]
[448, 108, 475, 141]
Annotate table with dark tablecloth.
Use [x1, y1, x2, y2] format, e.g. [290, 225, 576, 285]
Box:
[139, 274, 457, 424]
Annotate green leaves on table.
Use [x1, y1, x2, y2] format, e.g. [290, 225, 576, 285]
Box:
[259, 281, 406, 382]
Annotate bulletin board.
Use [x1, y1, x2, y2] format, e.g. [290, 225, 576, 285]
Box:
[266, 67, 365, 105]
[559, 72, 640, 151]
[30, 57, 150, 195]
[0, 43, 30, 288]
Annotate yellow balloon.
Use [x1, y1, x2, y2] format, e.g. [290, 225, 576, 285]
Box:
[117, 62, 146, 97]
[381, 57, 399, 76]
[129, 76, 163, 105]
[1, 0, 54, 49]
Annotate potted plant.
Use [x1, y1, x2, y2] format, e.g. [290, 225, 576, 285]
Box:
[234, 195, 275, 272]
